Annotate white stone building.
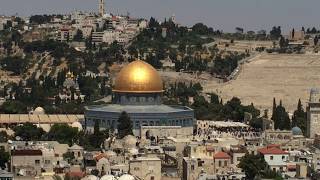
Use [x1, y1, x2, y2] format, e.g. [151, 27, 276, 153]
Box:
[129, 157, 161, 180]
[258, 145, 289, 172]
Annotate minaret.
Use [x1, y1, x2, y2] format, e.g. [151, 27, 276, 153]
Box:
[99, 0, 105, 17]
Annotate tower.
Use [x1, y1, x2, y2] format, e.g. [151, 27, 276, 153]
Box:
[307, 88, 320, 138]
[99, 0, 105, 17]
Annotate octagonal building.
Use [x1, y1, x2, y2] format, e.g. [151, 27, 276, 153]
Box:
[84, 60, 194, 137]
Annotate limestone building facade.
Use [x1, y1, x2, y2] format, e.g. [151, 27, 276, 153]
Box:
[307, 88, 320, 138]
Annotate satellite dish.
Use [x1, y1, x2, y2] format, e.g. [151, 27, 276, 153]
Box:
[15, 136, 21, 141]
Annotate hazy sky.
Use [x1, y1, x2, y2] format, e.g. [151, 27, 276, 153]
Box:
[0, 0, 319, 32]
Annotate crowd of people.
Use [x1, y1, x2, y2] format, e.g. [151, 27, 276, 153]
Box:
[196, 125, 262, 139]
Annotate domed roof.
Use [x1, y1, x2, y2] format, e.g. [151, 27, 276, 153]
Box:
[71, 122, 83, 131]
[34, 107, 45, 114]
[118, 174, 135, 180]
[100, 175, 116, 180]
[123, 135, 137, 148]
[81, 175, 98, 180]
[292, 126, 303, 135]
[113, 60, 163, 93]
[37, 124, 51, 132]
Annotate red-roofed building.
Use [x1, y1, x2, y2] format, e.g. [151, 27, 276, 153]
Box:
[214, 151, 231, 159]
[65, 171, 85, 178]
[94, 153, 106, 161]
[258, 146, 289, 172]
[258, 147, 288, 155]
[213, 151, 232, 174]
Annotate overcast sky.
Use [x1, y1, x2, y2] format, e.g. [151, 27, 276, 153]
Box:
[0, 0, 319, 32]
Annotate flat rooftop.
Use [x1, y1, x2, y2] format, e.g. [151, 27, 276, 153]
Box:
[0, 114, 84, 124]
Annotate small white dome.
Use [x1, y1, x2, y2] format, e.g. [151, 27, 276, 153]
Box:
[37, 124, 51, 132]
[34, 107, 45, 114]
[128, 148, 139, 155]
[81, 175, 98, 180]
[118, 174, 135, 180]
[123, 135, 137, 148]
[71, 122, 83, 131]
[292, 126, 303, 136]
[100, 175, 116, 180]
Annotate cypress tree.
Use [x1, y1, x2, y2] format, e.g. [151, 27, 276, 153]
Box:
[292, 99, 307, 135]
[94, 119, 100, 135]
[117, 111, 133, 139]
[274, 101, 291, 130]
[271, 98, 276, 120]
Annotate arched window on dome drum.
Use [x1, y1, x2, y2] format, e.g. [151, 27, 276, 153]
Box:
[135, 121, 139, 128]
[130, 97, 136, 103]
[140, 97, 146, 103]
[148, 97, 154, 103]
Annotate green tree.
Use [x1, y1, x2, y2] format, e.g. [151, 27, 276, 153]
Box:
[73, 29, 83, 42]
[0, 56, 29, 75]
[47, 124, 78, 145]
[89, 120, 107, 149]
[210, 93, 219, 104]
[14, 123, 45, 141]
[63, 151, 75, 163]
[270, 26, 281, 40]
[0, 131, 9, 142]
[0, 148, 9, 170]
[279, 36, 289, 48]
[117, 111, 133, 139]
[314, 36, 319, 46]
[271, 97, 277, 121]
[238, 153, 267, 180]
[292, 99, 307, 135]
[273, 101, 291, 130]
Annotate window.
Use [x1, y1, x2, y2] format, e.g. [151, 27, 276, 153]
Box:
[45, 160, 50, 164]
[78, 152, 81, 157]
[135, 121, 140, 128]
[219, 160, 222, 167]
[134, 167, 139, 171]
[35, 160, 40, 165]
[224, 160, 227, 167]
[198, 160, 204, 167]
[191, 165, 194, 170]
[270, 156, 273, 160]
[151, 177, 155, 180]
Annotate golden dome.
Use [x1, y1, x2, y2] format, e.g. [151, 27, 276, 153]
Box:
[113, 60, 163, 93]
